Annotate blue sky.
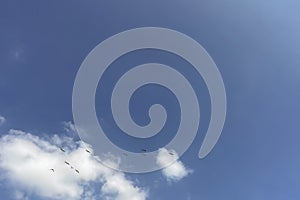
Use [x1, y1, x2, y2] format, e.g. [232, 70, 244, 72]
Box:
[1, 0, 300, 199]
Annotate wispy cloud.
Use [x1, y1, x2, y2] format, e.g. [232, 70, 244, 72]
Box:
[14, 190, 29, 200]
[0, 115, 6, 126]
[156, 148, 192, 182]
[62, 121, 78, 137]
[0, 130, 147, 200]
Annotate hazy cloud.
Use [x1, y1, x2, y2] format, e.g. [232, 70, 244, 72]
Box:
[62, 121, 78, 137]
[0, 115, 6, 126]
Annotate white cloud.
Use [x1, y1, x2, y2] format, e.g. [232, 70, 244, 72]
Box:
[0, 130, 147, 200]
[101, 173, 148, 200]
[156, 148, 192, 182]
[0, 115, 6, 126]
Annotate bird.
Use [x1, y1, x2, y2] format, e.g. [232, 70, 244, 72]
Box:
[71, 166, 74, 169]
[50, 169, 55, 172]
[168, 152, 174, 156]
[60, 148, 65, 152]
[141, 149, 147, 152]
[85, 149, 91, 153]
[75, 169, 79, 174]
[65, 161, 70, 165]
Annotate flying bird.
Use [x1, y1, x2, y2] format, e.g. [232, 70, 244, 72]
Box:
[60, 148, 65, 152]
[50, 169, 55, 172]
[86, 149, 91, 153]
[75, 169, 79, 174]
[141, 149, 147, 152]
[65, 161, 70, 165]
[168, 152, 174, 156]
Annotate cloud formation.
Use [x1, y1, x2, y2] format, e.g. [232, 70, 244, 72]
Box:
[0, 130, 147, 200]
[0, 119, 192, 199]
[156, 148, 192, 182]
[0, 115, 6, 126]
[62, 121, 78, 137]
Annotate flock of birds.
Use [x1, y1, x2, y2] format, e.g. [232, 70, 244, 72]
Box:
[49, 147, 91, 174]
[50, 147, 174, 173]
